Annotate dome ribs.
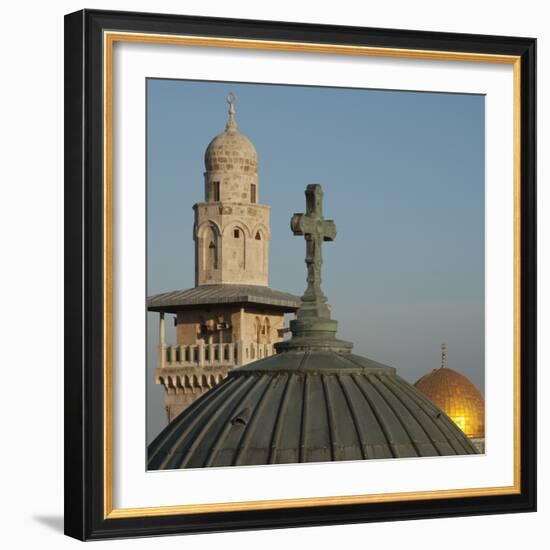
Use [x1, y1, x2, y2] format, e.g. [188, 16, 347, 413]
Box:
[366, 375, 429, 458]
[338, 374, 391, 459]
[320, 375, 337, 462]
[377, 375, 447, 456]
[322, 375, 365, 461]
[393, 376, 476, 455]
[148, 376, 238, 469]
[335, 374, 368, 460]
[409, 376, 477, 454]
[232, 375, 285, 466]
[303, 375, 333, 463]
[271, 374, 304, 464]
[394, 377, 462, 454]
[200, 374, 270, 468]
[298, 374, 309, 463]
[349, 374, 399, 458]
[267, 373, 294, 464]
[176, 375, 261, 468]
[159, 380, 238, 469]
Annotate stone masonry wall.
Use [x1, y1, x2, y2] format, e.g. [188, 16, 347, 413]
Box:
[194, 202, 270, 286]
[176, 306, 285, 347]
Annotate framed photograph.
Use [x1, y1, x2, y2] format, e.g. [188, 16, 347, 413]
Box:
[64, 9, 536, 540]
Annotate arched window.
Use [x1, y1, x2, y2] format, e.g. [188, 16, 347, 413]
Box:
[264, 317, 271, 343]
[208, 241, 217, 269]
[250, 184, 256, 203]
[255, 316, 261, 343]
[211, 181, 220, 202]
[254, 229, 266, 274]
[230, 227, 246, 269]
[202, 225, 218, 271]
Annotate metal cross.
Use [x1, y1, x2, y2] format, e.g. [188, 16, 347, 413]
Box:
[291, 184, 336, 319]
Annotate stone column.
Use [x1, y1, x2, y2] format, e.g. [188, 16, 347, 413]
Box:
[236, 341, 242, 366]
[198, 342, 205, 366]
[208, 343, 215, 365]
[159, 312, 166, 369]
[237, 307, 245, 366]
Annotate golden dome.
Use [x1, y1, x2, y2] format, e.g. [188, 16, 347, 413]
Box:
[414, 362, 485, 439]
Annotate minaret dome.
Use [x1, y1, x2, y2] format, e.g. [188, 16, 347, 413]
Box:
[203, 93, 258, 203]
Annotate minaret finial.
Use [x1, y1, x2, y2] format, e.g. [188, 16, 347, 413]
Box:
[441, 343, 447, 369]
[275, 184, 352, 353]
[226, 92, 238, 131]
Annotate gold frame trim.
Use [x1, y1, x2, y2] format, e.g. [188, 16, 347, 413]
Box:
[103, 31, 522, 520]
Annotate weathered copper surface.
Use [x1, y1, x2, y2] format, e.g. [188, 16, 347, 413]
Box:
[148, 349, 478, 469]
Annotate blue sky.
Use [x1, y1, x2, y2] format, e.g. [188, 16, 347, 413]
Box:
[146, 79, 485, 443]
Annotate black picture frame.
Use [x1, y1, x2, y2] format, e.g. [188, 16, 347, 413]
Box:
[64, 8, 536, 541]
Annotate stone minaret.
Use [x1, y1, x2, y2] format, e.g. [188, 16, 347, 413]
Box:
[148, 93, 301, 423]
[194, 93, 270, 286]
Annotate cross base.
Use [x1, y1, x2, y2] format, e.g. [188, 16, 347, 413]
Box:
[275, 318, 353, 353]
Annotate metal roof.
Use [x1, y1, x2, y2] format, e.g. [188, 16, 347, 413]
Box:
[147, 284, 301, 313]
[148, 350, 479, 469]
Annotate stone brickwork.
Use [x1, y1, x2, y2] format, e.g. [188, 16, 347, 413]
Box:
[175, 306, 284, 347]
[194, 202, 270, 286]
[157, 306, 285, 421]
[194, 100, 270, 287]
[151, 95, 299, 423]
[159, 366, 230, 423]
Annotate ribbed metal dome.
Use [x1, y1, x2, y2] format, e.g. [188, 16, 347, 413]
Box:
[148, 350, 478, 469]
[147, 184, 479, 469]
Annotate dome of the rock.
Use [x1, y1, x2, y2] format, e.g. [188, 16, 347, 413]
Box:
[415, 344, 485, 444]
[415, 355, 485, 440]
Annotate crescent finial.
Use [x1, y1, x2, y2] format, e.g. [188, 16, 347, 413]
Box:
[225, 92, 238, 130]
